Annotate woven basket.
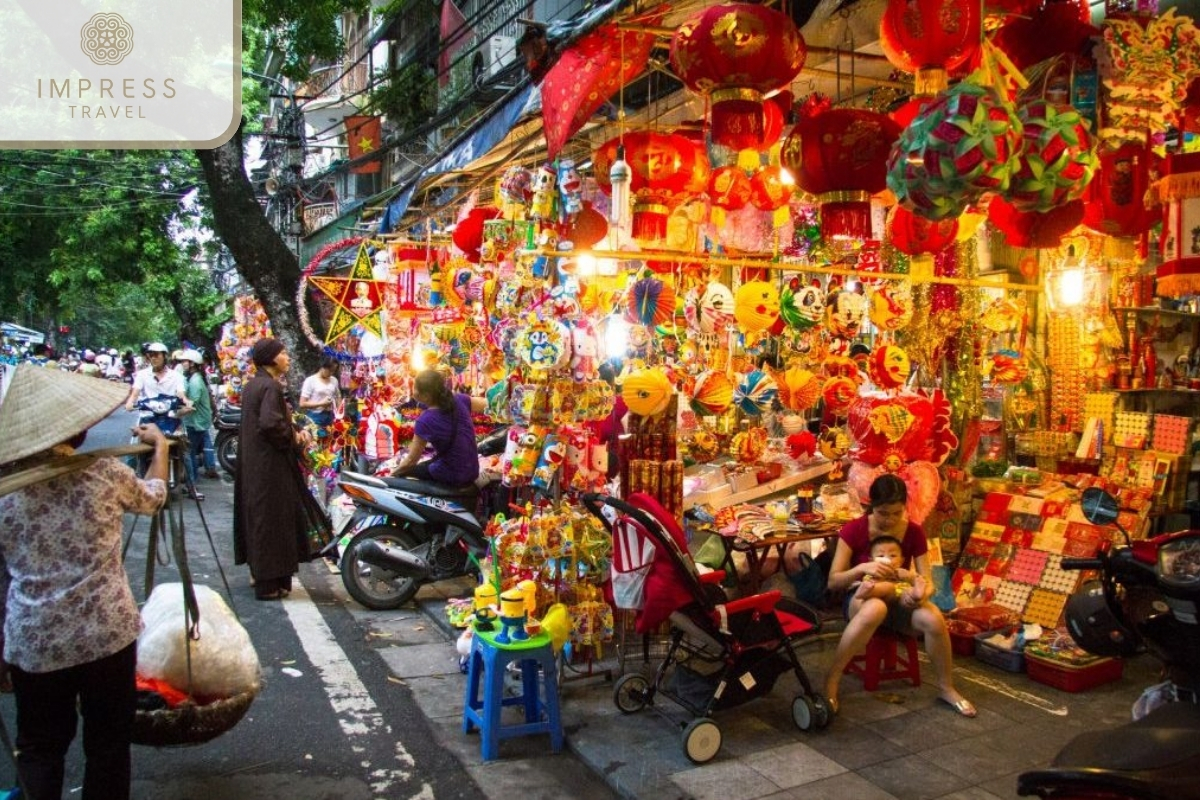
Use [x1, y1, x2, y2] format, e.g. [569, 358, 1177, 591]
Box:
[131, 689, 257, 748]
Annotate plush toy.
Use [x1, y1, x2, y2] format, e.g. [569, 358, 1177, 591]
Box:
[570, 320, 599, 381]
[557, 159, 584, 219]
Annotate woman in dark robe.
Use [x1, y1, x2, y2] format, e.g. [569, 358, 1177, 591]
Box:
[233, 338, 314, 600]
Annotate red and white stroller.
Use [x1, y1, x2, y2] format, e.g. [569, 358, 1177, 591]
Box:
[583, 492, 832, 764]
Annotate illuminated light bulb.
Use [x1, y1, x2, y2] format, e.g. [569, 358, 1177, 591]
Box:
[576, 253, 598, 277]
[1058, 267, 1085, 308]
[779, 166, 796, 186]
[604, 315, 629, 360]
[609, 144, 632, 236]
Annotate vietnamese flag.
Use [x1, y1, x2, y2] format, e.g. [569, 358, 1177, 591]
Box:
[345, 115, 382, 174]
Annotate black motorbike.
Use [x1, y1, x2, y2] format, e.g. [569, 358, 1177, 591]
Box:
[1017, 488, 1200, 799]
[332, 425, 509, 610]
[214, 401, 240, 476]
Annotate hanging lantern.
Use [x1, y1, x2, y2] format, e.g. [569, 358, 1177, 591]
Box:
[781, 100, 901, 240]
[1155, 152, 1200, 298]
[749, 165, 793, 211]
[988, 195, 1084, 249]
[670, 3, 807, 151]
[708, 165, 752, 211]
[1008, 100, 1098, 213]
[567, 202, 608, 249]
[594, 131, 705, 245]
[888, 205, 958, 255]
[452, 207, 502, 263]
[1082, 142, 1160, 238]
[991, 0, 1096, 72]
[879, 0, 982, 96]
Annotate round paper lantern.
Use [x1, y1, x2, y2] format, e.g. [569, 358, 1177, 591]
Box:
[868, 344, 911, 390]
[818, 427, 851, 461]
[1082, 142, 1160, 238]
[779, 278, 825, 331]
[846, 390, 958, 467]
[868, 281, 915, 332]
[690, 371, 735, 415]
[452, 206, 502, 262]
[748, 165, 793, 211]
[1008, 100, 1097, 213]
[989, 195, 1085, 249]
[733, 369, 778, 416]
[991, 0, 1095, 72]
[708, 166, 752, 211]
[622, 368, 674, 417]
[698, 281, 735, 334]
[734, 280, 781, 333]
[593, 131, 704, 243]
[888, 205, 958, 255]
[826, 289, 867, 339]
[781, 102, 901, 240]
[626, 276, 677, 326]
[821, 376, 859, 418]
[776, 366, 822, 411]
[670, 3, 807, 150]
[567, 203, 608, 249]
[879, 0, 981, 96]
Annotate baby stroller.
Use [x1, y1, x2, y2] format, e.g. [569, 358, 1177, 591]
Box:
[582, 492, 832, 764]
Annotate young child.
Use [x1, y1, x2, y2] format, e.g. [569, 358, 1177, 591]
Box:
[854, 535, 926, 606]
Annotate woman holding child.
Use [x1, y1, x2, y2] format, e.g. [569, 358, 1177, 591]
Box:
[823, 474, 975, 718]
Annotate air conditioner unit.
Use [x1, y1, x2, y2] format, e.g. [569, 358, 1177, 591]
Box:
[472, 35, 516, 86]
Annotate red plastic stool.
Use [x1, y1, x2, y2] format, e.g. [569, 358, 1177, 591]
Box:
[844, 630, 921, 691]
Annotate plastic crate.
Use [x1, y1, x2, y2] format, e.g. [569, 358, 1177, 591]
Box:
[1026, 652, 1123, 693]
[974, 630, 1025, 672]
[947, 619, 981, 657]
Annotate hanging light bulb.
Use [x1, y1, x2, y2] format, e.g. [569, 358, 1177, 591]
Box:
[608, 143, 632, 245]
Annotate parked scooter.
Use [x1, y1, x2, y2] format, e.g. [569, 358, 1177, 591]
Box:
[1017, 488, 1200, 799]
[333, 425, 509, 610]
[213, 401, 240, 476]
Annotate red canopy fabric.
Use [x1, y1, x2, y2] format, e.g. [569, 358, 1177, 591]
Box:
[541, 22, 659, 160]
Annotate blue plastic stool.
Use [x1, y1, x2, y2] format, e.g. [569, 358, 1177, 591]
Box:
[462, 626, 563, 761]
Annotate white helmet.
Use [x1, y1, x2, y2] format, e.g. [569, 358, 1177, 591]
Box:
[146, 342, 169, 354]
[180, 349, 204, 365]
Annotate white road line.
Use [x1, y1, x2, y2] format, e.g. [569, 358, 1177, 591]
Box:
[283, 583, 435, 798]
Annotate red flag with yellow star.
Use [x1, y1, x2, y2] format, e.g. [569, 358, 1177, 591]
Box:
[309, 242, 386, 343]
[345, 116, 382, 174]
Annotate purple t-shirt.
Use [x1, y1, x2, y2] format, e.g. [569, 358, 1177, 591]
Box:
[838, 515, 928, 569]
[413, 393, 479, 486]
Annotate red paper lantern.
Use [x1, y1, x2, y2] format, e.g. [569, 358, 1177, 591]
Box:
[988, 195, 1084, 249]
[708, 165, 752, 210]
[888, 205, 958, 255]
[749, 165, 792, 211]
[781, 103, 901, 240]
[593, 131, 703, 243]
[1082, 142, 1160, 238]
[670, 3, 807, 150]
[879, 0, 982, 96]
[452, 207, 502, 263]
[990, 0, 1095, 71]
[566, 202, 608, 249]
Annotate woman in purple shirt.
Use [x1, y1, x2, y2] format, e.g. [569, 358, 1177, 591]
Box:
[823, 474, 975, 718]
[392, 370, 486, 486]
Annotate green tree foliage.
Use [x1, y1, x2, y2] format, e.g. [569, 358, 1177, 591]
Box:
[0, 150, 223, 351]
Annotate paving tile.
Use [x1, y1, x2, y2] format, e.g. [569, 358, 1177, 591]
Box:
[717, 714, 803, 757]
[856, 754, 972, 800]
[406, 674, 467, 722]
[932, 787, 1007, 800]
[802, 720, 911, 769]
[920, 727, 1048, 784]
[671, 760, 787, 800]
[743, 741, 847, 789]
[376, 641, 462, 679]
[764, 770, 901, 800]
[976, 767, 1034, 800]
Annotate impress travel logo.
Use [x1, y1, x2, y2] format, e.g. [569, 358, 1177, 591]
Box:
[0, 0, 241, 148]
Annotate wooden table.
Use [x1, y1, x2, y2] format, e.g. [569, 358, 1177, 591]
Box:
[716, 523, 841, 594]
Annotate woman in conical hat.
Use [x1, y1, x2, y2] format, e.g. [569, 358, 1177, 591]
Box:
[0, 363, 170, 800]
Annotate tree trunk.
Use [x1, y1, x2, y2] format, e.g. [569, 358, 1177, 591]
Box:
[196, 125, 320, 393]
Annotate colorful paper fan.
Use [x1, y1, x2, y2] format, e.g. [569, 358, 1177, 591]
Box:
[1007, 100, 1098, 213]
[776, 366, 822, 411]
[733, 369, 778, 416]
[690, 371, 735, 416]
[734, 280, 781, 333]
[626, 277, 677, 327]
[621, 367, 674, 417]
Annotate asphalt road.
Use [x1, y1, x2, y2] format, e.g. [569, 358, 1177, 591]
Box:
[1, 410, 613, 799]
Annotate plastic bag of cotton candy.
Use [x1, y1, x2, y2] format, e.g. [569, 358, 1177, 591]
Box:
[138, 583, 261, 700]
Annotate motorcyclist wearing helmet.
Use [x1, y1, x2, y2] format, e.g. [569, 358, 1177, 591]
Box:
[124, 342, 192, 417]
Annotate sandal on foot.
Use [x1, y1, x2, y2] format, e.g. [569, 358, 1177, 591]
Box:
[939, 695, 977, 718]
[187, 490, 205, 501]
[826, 696, 839, 716]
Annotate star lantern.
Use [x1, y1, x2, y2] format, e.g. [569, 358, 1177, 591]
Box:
[879, 0, 981, 97]
[781, 99, 901, 240]
[1007, 100, 1098, 213]
[593, 131, 707, 244]
[669, 3, 807, 151]
[308, 242, 387, 343]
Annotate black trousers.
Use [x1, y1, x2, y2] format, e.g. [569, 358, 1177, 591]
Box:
[11, 641, 137, 800]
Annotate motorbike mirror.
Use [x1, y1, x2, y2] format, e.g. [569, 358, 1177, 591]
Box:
[1080, 487, 1130, 546]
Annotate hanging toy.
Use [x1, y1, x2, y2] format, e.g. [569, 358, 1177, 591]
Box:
[779, 278, 825, 331]
[826, 285, 867, 339]
[734, 280, 781, 333]
[529, 165, 558, 221]
[556, 159, 584, 220]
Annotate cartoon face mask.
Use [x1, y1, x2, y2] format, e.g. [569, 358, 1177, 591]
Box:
[780, 278, 825, 331]
[869, 281, 914, 332]
[826, 290, 867, 339]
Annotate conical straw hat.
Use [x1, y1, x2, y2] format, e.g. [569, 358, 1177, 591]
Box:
[0, 363, 130, 465]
